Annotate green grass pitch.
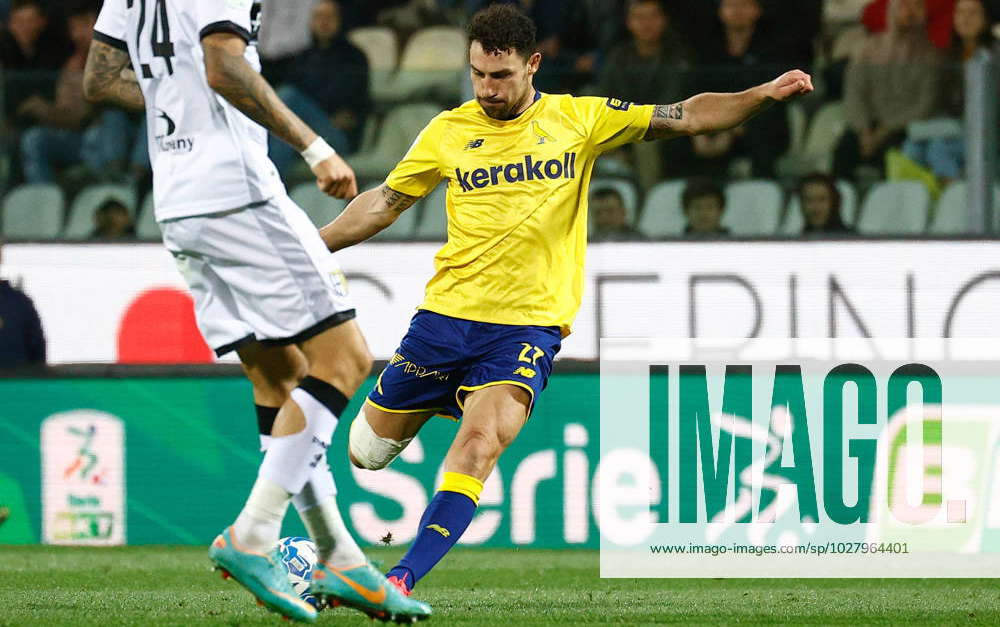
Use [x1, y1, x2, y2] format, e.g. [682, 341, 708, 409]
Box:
[1, 546, 999, 625]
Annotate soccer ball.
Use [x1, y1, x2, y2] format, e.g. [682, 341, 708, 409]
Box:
[277, 536, 320, 609]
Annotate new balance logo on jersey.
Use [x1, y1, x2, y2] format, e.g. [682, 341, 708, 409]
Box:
[455, 152, 577, 192]
[465, 138, 484, 150]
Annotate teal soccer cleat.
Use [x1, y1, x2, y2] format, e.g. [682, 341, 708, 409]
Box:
[310, 561, 432, 623]
[208, 527, 318, 623]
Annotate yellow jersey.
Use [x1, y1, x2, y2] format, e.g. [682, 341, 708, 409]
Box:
[385, 93, 654, 335]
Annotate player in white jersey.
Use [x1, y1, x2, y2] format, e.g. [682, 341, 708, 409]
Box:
[83, 0, 430, 622]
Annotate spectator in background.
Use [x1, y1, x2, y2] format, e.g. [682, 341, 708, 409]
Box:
[902, 0, 996, 181]
[599, 0, 693, 108]
[534, 0, 626, 94]
[682, 178, 730, 237]
[269, 0, 371, 179]
[0, 238, 46, 369]
[1, 0, 69, 128]
[951, 0, 999, 57]
[0, 0, 64, 69]
[692, 0, 790, 179]
[90, 199, 135, 240]
[834, 0, 944, 180]
[590, 188, 645, 242]
[18, 1, 132, 183]
[797, 173, 855, 236]
[598, 0, 695, 185]
[257, 0, 316, 82]
[862, 0, 958, 48]
[761, 0, 822, 68]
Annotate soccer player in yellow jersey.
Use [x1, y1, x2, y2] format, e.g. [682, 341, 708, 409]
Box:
[320, 4, 813, 595]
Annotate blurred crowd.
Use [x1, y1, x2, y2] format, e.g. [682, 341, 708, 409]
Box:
[1, 0, 999, 242]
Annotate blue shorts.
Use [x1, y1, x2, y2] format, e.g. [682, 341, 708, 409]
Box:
[367, 311, 562, 420]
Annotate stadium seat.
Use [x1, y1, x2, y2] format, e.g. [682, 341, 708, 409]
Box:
[831, 25, 868, 62]
[776, 103, 810, 180]
[825, 1, 870, 25]
[289, 183, 349, 228]
[136, 193, 161, 241]
[856, 181, 931, 235]
[637, 181, 686, 237]
[800, 101, 847, 173]
[1, 184, 64, 239]
[400, 27, 466, 71]
[348, 103, 440, 181]
[782, 180, 859, 235]
[347, 27, 399, 104]
[787, 102, 808, 157]
[63, 184, 137, 240]
[723, 180, 784, 235]
[414, 183, 448, 240]
[347, 27, 398, 71]
[591, 178, 639, 225]
[930, 182, 1000, 234]
[392, 27, 466, 101]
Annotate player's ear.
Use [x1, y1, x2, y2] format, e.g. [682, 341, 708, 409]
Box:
[526, 51, 541, 74]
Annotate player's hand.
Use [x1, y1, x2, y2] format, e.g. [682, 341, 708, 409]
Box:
[312, 154, 358, 199]
[766, 70, 814, 102]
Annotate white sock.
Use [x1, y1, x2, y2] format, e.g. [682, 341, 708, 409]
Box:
[232, 476, 290, 553]
[259, 388, 338, 495]
[293, 462, 366, 567]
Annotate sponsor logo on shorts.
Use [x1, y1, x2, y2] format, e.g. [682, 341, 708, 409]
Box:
[390, 356, 450, 382]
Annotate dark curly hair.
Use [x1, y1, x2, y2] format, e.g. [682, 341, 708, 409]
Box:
[682, 178, 725, 213]
[467, 3, 537, 59]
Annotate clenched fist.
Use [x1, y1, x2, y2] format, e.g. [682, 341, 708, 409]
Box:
[766, 70, 814, 102]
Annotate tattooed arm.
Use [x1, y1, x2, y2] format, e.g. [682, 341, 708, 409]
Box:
[202, 33, 314, 149]
[82, 40, 145, 110]
[644, 69, 814, 141]
[202, 32, 357, 198]
[320, 184, 420, 252]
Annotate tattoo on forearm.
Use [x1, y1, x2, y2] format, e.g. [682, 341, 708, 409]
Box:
[83, 41, 145, 110]
[644, 102, 686, 141]
[656, 103, 684, 120]
[210, 47, 313, 152]
[381, 186, 418, 213]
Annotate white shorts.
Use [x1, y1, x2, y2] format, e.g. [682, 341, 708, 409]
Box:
[161, 194, 354, 356]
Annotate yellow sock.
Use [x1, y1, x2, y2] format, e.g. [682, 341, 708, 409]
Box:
[438, 471, 484, 505]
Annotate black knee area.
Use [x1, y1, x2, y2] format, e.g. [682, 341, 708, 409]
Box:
[255, 405, 279, 436]
[298, 376, 350, 417]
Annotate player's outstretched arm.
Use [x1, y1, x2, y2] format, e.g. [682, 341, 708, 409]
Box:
[320, 184, 419, 252]
[644, 69, 814, 141]
[82, 40, 145, 111]
[202, 33, 357, 199]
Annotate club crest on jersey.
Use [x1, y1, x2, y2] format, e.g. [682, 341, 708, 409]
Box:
[532, 121, 555, 145]
[454, 152, 577, 192]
